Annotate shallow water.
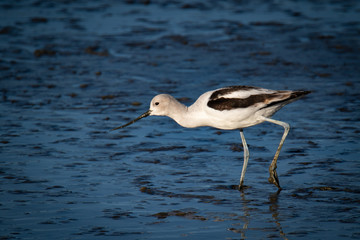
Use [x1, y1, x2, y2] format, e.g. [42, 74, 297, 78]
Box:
[1, 0, 360, 239]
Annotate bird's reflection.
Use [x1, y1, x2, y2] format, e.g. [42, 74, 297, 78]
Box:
[268, 190, 289, 240]
[229, 188, 288, 240]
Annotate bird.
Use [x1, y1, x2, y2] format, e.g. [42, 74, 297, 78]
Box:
[111, 85, 311, 190]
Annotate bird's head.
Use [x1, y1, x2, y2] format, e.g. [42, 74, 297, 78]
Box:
[110, 94, 176, 131]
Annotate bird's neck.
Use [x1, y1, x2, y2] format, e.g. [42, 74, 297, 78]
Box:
[168, 102, 204, 128]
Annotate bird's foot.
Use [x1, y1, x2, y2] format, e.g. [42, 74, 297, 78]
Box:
[236, 181, 244, 191]
[268, 169, 281, 190]
[233, 182, 249, 191]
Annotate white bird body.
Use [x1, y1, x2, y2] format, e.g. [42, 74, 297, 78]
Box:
[112, 85, 311, 190]
[148, 86, 307, 130]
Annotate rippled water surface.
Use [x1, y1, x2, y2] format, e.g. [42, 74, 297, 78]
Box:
[1, 0, 360, 239]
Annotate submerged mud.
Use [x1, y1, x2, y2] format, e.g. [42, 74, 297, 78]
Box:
[1, 0, 360, 239]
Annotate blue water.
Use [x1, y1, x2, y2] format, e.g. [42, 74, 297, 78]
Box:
[1, 0, 360, 239]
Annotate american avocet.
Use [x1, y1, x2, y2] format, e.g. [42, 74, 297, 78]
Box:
[112, 86, 311, 190]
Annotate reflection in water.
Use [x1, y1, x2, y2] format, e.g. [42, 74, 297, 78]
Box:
[239, 191, 250, 239]
[230, 189, 288, 239]
[269, 190, 289, 240]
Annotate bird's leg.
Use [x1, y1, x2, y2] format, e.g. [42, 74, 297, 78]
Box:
[239, 129, 249, 190]
[263, 118, 290, 190]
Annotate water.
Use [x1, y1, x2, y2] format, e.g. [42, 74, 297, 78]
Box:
[1, 0, 360, 239]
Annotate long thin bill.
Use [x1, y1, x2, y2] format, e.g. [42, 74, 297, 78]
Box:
[111, 110, 151, 131]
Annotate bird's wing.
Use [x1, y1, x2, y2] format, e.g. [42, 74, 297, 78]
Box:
[207, 86, 288, 111]
[208, 86, 272, 100]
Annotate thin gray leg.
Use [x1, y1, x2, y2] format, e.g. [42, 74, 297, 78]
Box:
[262, 117, 290, 189]
[239, 129, 249, 189]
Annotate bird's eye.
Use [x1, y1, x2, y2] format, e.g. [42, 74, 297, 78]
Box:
[155, 102, 159, 106]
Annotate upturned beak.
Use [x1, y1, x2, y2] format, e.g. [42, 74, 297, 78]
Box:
[111, 110, 151, 131]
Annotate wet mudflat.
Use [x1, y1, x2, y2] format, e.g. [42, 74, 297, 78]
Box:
[1, 0, 360, 239]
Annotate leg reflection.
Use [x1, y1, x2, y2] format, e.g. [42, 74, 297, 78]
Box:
[228, 189, 289, 240]
[269, 190, 289, 240]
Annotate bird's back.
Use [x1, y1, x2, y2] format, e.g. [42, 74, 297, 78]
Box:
[190, 86, 310, 130]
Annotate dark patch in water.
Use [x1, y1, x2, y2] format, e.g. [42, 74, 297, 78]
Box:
[152, 210, 207, 221]
[103, 208, 135, 220]
[139, 145, 186, 152]
[140, 186, 215, 202]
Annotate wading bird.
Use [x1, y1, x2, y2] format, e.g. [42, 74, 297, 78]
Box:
[112, 86, 310, 190]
